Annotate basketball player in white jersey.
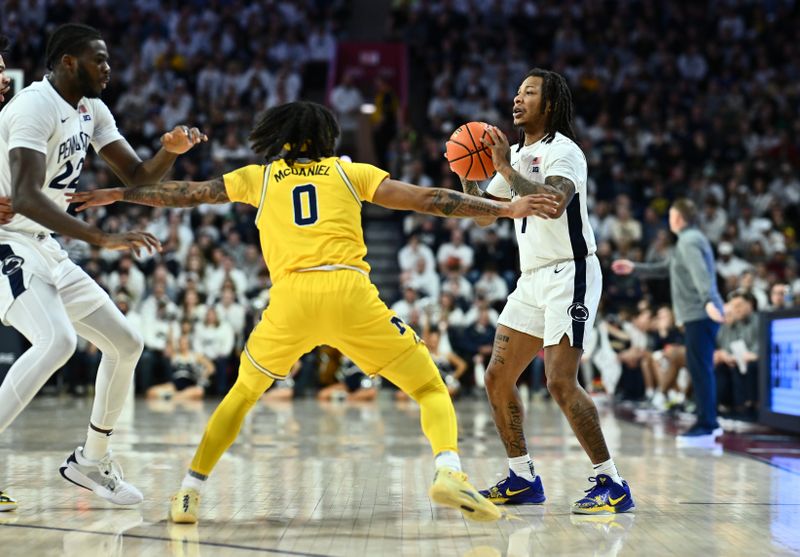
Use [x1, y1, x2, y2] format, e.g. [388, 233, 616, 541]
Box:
[0, 23, 205, 512]
[460, 69, 635, 514]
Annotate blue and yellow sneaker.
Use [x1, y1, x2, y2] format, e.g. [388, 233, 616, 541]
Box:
[572, 475, 634, 514]
[479, 470, 546, 505]
[0, 490, 17, 512]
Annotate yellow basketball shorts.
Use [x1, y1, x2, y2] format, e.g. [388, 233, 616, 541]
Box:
[243, 270, 421, 381]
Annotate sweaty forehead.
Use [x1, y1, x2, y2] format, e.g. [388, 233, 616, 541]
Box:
[82, 39, 108, 57]
[519, 76, 542, 90]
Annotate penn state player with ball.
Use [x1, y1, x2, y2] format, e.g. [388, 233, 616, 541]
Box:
[459, 69, 635, 514]
[0, 24, 205, 511]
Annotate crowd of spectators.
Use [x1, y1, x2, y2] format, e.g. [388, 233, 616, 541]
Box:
[1, 1, 799, 416]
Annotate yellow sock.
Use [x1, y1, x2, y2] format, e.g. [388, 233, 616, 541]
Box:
[380, 344, 458, 455]
[189, 357, 274, 477]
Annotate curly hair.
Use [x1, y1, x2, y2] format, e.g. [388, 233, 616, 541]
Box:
[248, 101, 340, 165]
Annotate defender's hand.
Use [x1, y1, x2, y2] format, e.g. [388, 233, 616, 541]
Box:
[66, 187, 125, 212]
[506, 194, 560, 219]
[0, 196, 14, 225]
[100, 231, 162, 254]
[161, 125, 208, 154]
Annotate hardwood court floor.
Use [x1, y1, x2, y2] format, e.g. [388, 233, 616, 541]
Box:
[1, 395, 798, 556]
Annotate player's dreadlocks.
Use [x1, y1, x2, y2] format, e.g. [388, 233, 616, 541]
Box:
[249, 101, 340, 165]
[517, 68, 577, 149]
[45, 23, 103, 70]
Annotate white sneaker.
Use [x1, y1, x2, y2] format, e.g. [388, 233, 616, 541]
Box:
[59, 446, 143, 505]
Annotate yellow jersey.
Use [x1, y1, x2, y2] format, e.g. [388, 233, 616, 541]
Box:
[223, 157, 388, 284]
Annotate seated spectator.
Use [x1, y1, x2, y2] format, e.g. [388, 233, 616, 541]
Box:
[437, 228, 474, 274]
[461, 308, 496, 374]
[426, 292, 468, 330]
[441, 269, 473, 306]
[398, 233, 436, 274]
[473, 264, 509, 306]
[130, 299, 175, 393]
[767, 283, 792, 310]
[464, 295, 499, 328]
[642, 306, 686, 411]
[391, 286, 424, 325]
[178, 289, 207, 329]
[147, 336, 214, 401]
[317, 357, 378, 403]
[402, 256, 440, 300]
[193, 307, 235, 395]
[715, 290, 759, 420]
[108, 255, 146, 302]
[329, 72, 364, 155]
[716, 242, 752, 281]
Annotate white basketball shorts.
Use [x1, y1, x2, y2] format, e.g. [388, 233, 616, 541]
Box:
[0, 229, 107, 325]
[497, 254, 602, 349]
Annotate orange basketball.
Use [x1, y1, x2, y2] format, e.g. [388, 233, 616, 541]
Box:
[445, 121, 495, 181]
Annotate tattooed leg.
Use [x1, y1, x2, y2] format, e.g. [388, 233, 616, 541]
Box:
[484, 325, 542, 458]
[544, 335, 611, 464]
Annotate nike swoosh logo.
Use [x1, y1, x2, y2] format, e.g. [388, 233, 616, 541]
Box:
[60, 116, 69, 122]
[554, 265, 565, 274]
[505, 487, 530, 497]
[609, 494, 626, 505]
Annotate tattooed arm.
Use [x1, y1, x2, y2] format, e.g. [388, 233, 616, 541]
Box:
[482, 125, 576, 217]
[371, 178, 557, 220]
[498, 170, 575, 218]
[67, 178, 230, 210]
[458, 176, 504, 227]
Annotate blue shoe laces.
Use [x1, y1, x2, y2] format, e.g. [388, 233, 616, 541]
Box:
[582, 476, 608, 499]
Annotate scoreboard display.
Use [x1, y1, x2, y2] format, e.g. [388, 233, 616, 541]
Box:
[760, 311, 800, 433]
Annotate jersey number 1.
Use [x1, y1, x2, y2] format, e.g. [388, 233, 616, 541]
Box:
[292, 184, 318, 226]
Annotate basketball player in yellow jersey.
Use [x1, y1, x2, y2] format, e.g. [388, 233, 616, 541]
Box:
[69, 101, 559, 524]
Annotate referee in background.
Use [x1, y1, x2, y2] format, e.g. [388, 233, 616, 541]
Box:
[612, 198, 725, 444]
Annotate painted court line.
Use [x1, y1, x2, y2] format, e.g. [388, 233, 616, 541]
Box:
[0, 522, 332, 557]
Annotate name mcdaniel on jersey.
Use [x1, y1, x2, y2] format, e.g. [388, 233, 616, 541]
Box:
[0, 78, 123, 235]
[486, 132, 596, 270]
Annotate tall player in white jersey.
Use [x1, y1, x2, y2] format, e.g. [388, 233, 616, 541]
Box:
[0, 24, 205, 512]
[460, 69, 635, 514]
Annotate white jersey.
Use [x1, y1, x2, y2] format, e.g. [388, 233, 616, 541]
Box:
[0, 78, 123, 235]
[486, 132, 596, 270]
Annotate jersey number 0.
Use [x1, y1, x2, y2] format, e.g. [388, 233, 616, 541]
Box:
[292, 184, 319, 226]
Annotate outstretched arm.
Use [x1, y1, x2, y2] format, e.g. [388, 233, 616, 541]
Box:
[482, 126, 576, 217]
[457, 176, 507, 227]
[99, 125, 207, 187]
[67, 178, 229, 210]
[10, 148, 161, 252]
[371, 178, 557, 219]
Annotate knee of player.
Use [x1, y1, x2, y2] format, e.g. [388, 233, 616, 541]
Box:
[49, 329, 78, 360]
[545, 375, 577, 401]
[484, 366, 514, 392]
[121, 326, 145, 356]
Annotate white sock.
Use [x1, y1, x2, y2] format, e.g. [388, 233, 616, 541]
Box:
[645, 388, 654, 399]
[508, 454, 535, 481]
[434, 450, 462, 472]
[181, 471, 207, 492]
[593, 458, 623, 485]
[83, 424, 112, 461]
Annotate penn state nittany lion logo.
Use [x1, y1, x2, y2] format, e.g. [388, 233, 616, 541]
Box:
[568, 302, 589, 322]
[1, 255, 24, 276]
